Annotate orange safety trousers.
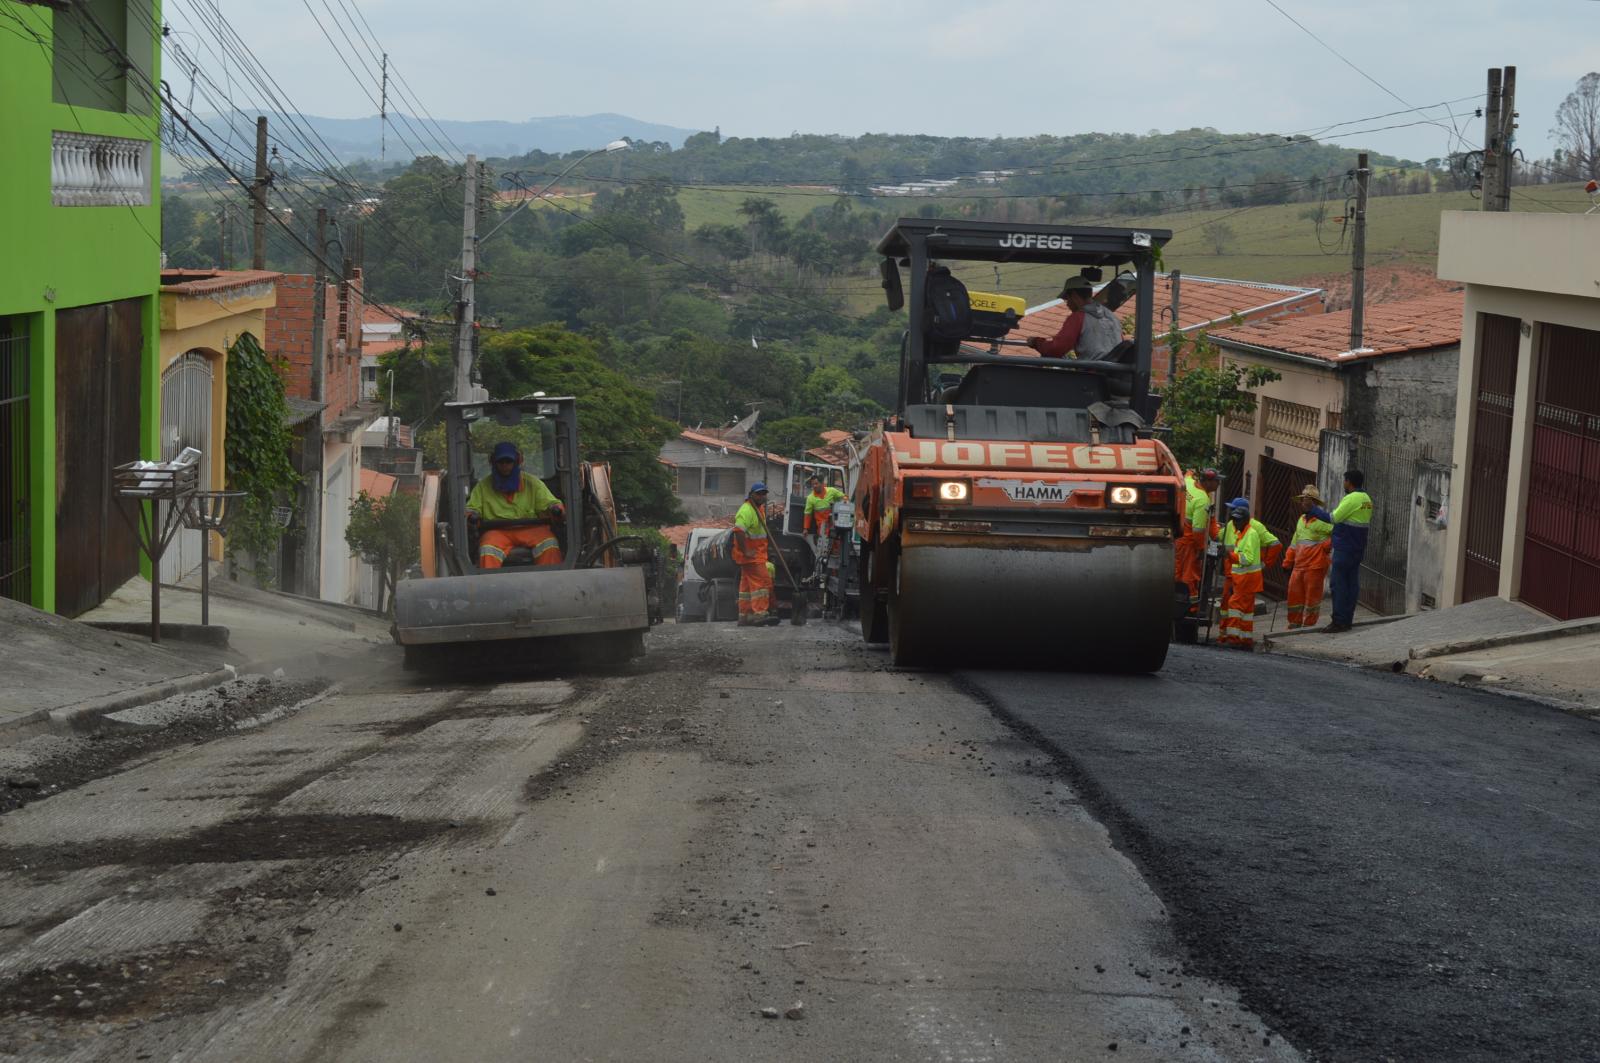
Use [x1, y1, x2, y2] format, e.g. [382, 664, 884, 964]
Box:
[478, 524, 562, 569]
[1218, 569, 1263, 648]
[1285, 539, 1332, 628]
[737, 563, 772, 618]
[1174, 529, 1205, 609]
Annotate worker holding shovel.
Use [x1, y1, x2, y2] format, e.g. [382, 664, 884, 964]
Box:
[732, 483, 779, 626]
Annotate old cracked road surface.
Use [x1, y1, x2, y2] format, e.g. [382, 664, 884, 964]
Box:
[1, 623, 1594, 1061]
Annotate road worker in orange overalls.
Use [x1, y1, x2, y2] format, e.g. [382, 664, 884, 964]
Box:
[732, 482, 778, 626]
[1218, 501, 1265, 650]
[1175, 467, 1220, 614]
[1283, 484, 1334, 629]
[1218, 495, 1281, 613]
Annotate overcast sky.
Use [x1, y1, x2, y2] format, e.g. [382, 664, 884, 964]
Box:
[194, 0, 1596, 164]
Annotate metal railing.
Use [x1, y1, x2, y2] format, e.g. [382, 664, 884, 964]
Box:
[51, 131, 152, 207]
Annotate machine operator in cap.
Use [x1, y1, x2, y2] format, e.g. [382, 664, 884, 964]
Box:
[1025, 275, 1122, 360]
[466, 441, 565, 569]
[1175, 467, 1220, 615]
[732, 482, 778, 626]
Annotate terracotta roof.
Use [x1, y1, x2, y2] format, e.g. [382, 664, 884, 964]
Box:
[160, 268, 280, 296]
[1009, 275, 1323, 352]
[658, 515, 736, 551]
[678, 427, 790, 465]
[362, 303, 417, 326]
[359, 468, 398, 497]
[1209, 289, 1464, 363]
[806, 430, 855, 467]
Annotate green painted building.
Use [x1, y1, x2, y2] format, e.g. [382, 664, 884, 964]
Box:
[0, 0, 162, 615]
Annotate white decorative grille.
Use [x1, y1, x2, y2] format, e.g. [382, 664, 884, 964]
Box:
[51, 131, 152, 207]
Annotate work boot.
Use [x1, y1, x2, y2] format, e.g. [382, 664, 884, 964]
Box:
[737, 617, 756, 627]
[759, 613, 782, 626]
[1323, 622, 1353, 633]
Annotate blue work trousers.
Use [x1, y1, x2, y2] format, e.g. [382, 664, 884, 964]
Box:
[1330, 552, 1362, 626]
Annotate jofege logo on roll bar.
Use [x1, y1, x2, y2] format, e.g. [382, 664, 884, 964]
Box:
[894, 439, 1160, 472]
[998, 233, 1073, 250]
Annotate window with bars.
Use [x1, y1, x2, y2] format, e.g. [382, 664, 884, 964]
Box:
[1261, 397, 1322, 451]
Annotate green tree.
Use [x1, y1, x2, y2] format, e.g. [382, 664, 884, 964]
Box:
[1159, 331, 1280, 470]
[760, 415, 827, 458]
[345, 489, 420, 614]
[224, 333, 300, 583]
[1201, 220, 1236, 255]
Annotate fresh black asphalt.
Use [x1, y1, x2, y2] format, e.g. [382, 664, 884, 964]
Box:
[963, 647, 1600, 1063]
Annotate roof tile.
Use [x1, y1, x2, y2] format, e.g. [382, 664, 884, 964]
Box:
[1210, 289, 1464, 363]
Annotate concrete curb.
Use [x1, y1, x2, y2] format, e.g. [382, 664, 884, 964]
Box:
[1408, 617, 1600, 661]
[1261, 611, 1413, 644]
[0, 666, 238, 743]
[84, 621, 231, 647]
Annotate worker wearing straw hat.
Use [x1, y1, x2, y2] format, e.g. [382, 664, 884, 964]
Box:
[1283, 485, 1334, 629]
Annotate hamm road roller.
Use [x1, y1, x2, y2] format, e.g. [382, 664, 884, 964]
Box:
[394, 396, 663, 669]
[854, 218, 1189, 671]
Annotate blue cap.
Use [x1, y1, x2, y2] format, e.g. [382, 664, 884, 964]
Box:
[750, 482, 768, 495]
[491, 442, 519, 462]
[1229, 496, 1250, 511]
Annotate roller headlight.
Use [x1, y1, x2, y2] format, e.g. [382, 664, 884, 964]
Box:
[1109, 485, 1139, 506]
[938, 481, 970, 502]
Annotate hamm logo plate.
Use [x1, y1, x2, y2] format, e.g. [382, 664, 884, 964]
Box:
[980, 478, 1081, 504]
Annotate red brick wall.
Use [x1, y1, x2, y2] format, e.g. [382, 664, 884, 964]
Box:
[266, 271, 366, 419]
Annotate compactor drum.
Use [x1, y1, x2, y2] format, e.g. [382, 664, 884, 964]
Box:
[394, 397, 662, 670]
[856, 220, 1190, 671]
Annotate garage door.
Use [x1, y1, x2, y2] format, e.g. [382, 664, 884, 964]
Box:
[1520, 323, 1600, 620]
[1257, 455, 1315, 600]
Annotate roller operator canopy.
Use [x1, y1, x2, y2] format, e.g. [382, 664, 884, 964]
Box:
[875, 218, 1173, 266]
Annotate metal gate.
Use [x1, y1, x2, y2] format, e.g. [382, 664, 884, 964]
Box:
[1220, 445, 1245, 509]
[1257, 454, 1315, 600]
[54, 299, 142, 617]
[1520, 323, 1600, 619]
[159, 351, 214, 584]
[1, 318, 29, 603]
[1462, 314, 1520, 603]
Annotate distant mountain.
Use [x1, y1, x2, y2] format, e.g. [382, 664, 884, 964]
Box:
[206, 111, 700, 162]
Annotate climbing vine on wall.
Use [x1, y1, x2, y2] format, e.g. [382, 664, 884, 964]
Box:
[225, 332, 300, 580]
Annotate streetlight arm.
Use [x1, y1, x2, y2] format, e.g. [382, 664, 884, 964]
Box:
[480, 140, 629, 246]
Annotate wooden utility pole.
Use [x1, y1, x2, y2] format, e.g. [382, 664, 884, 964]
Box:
[1349, 153, 1369, 352]
[311, 208, 328, 402]
[453, 154, 478, 402]
[252, 116, 269, 269]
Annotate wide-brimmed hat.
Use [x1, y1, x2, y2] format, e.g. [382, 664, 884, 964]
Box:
[1058, 275, 1094, 298]
[1295, 484, 1324, 504]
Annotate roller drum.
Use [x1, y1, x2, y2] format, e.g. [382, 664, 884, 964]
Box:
[890, 540, 1172, 672]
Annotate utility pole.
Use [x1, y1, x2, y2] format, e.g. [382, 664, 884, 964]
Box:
[252, 116, 269, 269]
[1481, 66, 1517, 211]
[379, 53, 388, 164]
[453, 154, 478, 401]
[1350, 153, 1369, 351]
[311, 208, 328, 403]
[218, 203, 229, 269]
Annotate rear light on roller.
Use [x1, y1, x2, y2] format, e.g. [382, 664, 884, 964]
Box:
[1144, 486, 1171, 505]
[909, 479, 970, 504]
[1109, 485, 1139, 506]
[910, 481, 934, 499]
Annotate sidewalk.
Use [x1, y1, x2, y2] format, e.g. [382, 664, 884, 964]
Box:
[1264, 596, 1600, 717]
[3, 570, 396, 740]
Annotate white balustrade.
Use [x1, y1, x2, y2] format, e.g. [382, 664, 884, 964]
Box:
[51, 131, 152, 207]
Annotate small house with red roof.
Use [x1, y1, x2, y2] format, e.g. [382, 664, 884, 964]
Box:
[1209, 289, 1465, 614]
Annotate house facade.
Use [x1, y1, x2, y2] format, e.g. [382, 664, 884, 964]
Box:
[660, 428, 793, 523]
[1436, 211, 1600, 620]
[157, 268, 279, 584]
[0, 0, 162, 615]
[264, 270, 375, 603]
[1210, 291, 1464, 614]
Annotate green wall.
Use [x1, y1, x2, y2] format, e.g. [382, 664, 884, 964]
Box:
[0, 1, 162, 612]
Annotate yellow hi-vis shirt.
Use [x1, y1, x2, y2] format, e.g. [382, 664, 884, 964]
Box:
[1227, 521, 1264, 573]
[733, 500, 768, 565]
[1183, 474, 1211, 535]
[804, 486, 846, 524]
[1222, 517, 1280, 553]
[466, 475, 559, 521]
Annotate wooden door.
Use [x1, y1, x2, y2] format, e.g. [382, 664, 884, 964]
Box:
[54, 299, 142, 617]
[1461, 314, 1519, 603]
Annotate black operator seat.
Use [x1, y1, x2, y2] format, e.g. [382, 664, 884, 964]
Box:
[950, 362, 1108, 408]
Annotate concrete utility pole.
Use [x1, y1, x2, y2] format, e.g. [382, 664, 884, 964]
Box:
[252, 116, 269, 270]
[1481, 66, 1517, 212]
[453, 154, 478, 402]
[1167, 269, 1181, 384]
[311, 208, 328, 402]
[1350, 153, 1369, 352]
[218, 203, 229, 269]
